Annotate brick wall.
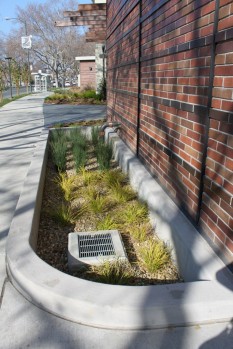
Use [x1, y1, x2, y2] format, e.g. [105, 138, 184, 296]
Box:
[80, 61, 96, 89]
[106, 0, 233, 268]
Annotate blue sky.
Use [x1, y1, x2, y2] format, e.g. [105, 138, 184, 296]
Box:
[0, 0, 92, 36]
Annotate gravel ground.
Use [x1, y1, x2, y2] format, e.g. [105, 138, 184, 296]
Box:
[37, 142, 182, 286]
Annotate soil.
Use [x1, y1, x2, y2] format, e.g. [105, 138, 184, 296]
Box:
[37, 136, 182, 286]
[49, 119, 106, 129]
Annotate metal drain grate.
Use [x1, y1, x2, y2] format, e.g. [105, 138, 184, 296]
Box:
[68, 230, 128, 271]
[78, 233, 115, 258]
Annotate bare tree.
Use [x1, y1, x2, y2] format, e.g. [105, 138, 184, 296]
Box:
[16, 0, 95, 87]
[0, 36, 11, 100]
[2, 29, 30, 92]
[11, 59, 21, 95]
[0, 60, 7, 101]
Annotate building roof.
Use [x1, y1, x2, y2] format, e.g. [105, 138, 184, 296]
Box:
[75, 56, 96, 61]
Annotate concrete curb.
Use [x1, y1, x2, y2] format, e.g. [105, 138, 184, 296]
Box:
[6, 128, 233, 330]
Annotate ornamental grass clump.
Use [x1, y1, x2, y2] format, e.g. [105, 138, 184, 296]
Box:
[73, 144, 87, 172]
[110, 182, 136, 204]
[96, 215, 119, 230]
[55, 173, 76, 201]
[128, 223, 149, 242]
[50, 202, 75, 225]
[103, 170, 127, 188]
[91, 126, 100, 148]
[69, 128, 87, 150]
[91, 258, 133, 285]
[51, 129, 67, 143]
[96, 141, 113, 170]
[121, 201, 148, 224]
[46, 93, 66, 102]
[139, 239, 171, 273]
[50, 139, 67, 172]
[88, 194, 110, 214]
[50, 201, 87, 225]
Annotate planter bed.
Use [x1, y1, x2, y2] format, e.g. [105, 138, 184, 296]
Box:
[6, 127, 233, 330]
[36, 127, 181, 286]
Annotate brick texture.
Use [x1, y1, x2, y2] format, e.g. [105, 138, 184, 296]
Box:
[79, 61, 96, 89]
[106, 0, 233, 265]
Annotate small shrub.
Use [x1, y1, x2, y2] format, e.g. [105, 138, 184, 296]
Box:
[96, 141, 113, 170]
[46, 93, 66, 102]
[90, 259, 133, 285]
[139, 239, 170, 273]
[50, 140, 67, 172]
[52, 88, 68, 94]
[82, 90, 97, 99]
[97, 78, 106, 101]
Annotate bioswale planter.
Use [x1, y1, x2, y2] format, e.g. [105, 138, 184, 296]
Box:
[6, 127, 233, 330]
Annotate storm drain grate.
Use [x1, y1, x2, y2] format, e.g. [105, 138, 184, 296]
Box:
[68, 230, 128, 271]
[78, 233, 115, 258]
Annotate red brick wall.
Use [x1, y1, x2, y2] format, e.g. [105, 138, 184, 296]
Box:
[199, 0, 233, 263]
[106, 0, 233, 267]
[80, 61, 96, 89]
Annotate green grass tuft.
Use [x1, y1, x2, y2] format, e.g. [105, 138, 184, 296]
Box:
[50, 140, 67, 172]
[96, 215, 119, 230]
[139, 239, 170, 273]
[121, 202, 148, 224]
[110, 182, 136, 203]
[88, 195, 110, 214]
[69, 128, 87, 149]
[50, 203, 75, 225]
[73, 144, 87, 172]
[96, 141, 113, 170]
[128, 223, 149, 242]
[90, 258, 133, 285]
[91, 126, 100, 147]
[55, 173, 76, 201]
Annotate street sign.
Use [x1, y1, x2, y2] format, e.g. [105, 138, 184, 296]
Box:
[21, 36, 32, 49]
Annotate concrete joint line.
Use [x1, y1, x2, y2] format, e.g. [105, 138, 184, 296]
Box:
[0, 278, 9, 309]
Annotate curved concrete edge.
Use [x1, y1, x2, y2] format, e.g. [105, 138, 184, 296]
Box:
[6, 128, 233, 330]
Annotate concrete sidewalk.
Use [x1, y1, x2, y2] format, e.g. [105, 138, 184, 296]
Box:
[0, 94, 232, 349]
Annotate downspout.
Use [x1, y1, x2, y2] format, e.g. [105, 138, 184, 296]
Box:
[99, 122, 121, 139]
[136, 0, 142, 156]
